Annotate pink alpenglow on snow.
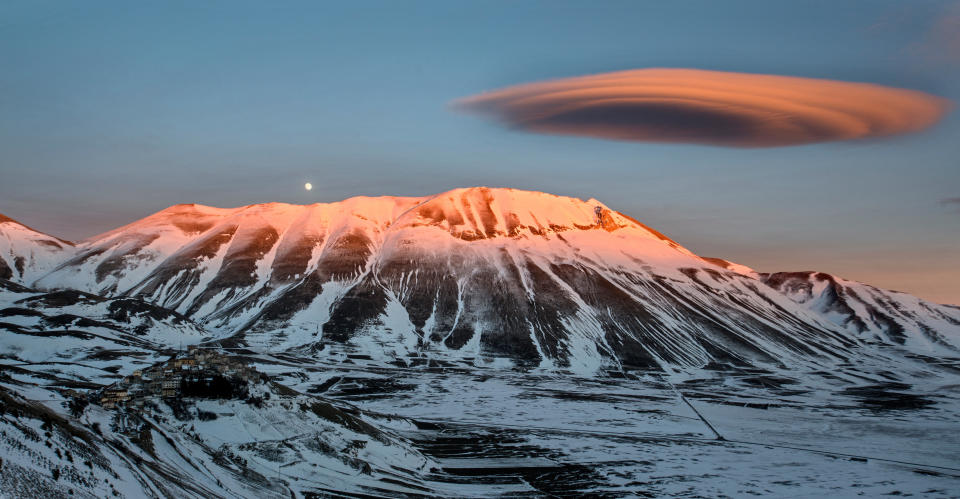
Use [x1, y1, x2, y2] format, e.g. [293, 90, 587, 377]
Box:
[454, 68, 953, 147]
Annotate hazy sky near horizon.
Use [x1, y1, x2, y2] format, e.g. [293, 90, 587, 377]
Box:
[1, 0, 959, 304]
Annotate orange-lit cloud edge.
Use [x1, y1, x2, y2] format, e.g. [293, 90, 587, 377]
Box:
[454, 68, 953, 147]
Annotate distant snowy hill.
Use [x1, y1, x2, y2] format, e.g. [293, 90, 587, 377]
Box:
[762, 271, 960, 356]
[8, 187, 954, 373]
[0, 213, 73, 284]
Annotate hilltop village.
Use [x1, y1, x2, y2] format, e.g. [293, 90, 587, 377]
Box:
[99, 346, 263, 411]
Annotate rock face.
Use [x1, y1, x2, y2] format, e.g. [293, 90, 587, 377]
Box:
[9, 187, 959, 372]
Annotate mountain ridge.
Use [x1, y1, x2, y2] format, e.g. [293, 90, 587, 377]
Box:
[2, 187, 957, 374]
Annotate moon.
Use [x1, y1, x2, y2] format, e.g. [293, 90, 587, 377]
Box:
[304, 182, 312, 191]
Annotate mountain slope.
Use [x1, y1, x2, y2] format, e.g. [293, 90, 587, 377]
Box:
[0, 213, 73, 285]
[0, 364, 438, 498]
[25, 187, 960, 373]
[0, 281, 223, 389]
[762, 271, 960, 355]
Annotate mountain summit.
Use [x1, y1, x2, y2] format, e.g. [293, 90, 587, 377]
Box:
[5, 187, 958, 373]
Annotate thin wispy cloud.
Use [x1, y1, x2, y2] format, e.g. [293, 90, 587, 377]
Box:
[912, 2, 960, 64]
[455, 68, 952, 148]
[942, 197, 960, 211]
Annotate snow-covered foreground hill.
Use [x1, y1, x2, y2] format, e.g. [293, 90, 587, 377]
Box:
[0, 214, 72, 285]
[0, 365, 444, 497]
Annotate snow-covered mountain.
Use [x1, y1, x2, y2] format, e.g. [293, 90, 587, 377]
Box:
[0, 213, 73, 284]
[10, 187, 959, 373]
[762, 271, 960, 356]
[4, 187, 960, 498]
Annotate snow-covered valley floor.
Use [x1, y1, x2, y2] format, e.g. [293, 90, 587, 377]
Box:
[250, 347, 960, 497]
[2, 342, 959, 497]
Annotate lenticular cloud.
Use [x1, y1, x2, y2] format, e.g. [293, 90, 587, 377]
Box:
[454, 68, 952, 147]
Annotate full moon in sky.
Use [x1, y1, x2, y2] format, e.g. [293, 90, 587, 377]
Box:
[304, 182, 312, 191]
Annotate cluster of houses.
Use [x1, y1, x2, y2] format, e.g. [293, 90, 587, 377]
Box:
[99, 346, 261, 411]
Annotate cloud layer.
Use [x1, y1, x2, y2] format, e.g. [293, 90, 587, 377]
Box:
[455, 69, 952, 147]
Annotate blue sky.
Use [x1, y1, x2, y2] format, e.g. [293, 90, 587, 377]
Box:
[1, 0, 958, 303]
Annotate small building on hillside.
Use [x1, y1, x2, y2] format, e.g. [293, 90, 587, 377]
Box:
[98, 349, 262, 412]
